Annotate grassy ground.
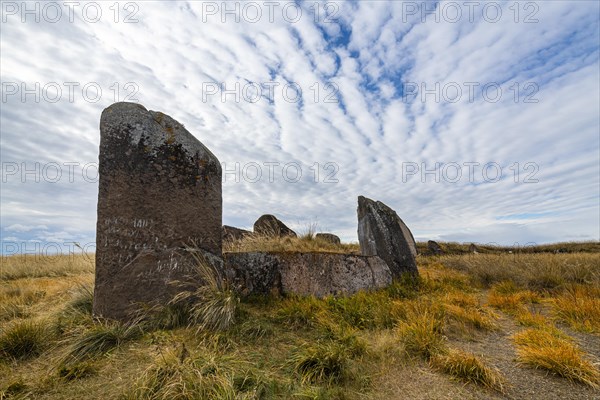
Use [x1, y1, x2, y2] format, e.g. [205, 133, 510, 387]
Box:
[0, 240, 598, 399]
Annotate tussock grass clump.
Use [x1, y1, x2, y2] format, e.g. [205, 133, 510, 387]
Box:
[0, 319, 49, 360]
[276, 296, 327, 328]
[513, 328, 600, 387]
[325, 292, 385, 330]
[54, 288, 95, 335]
[396, 301, 447, 360]
[291, 341, 350, 385]
[443, 304, 498, 332]
[552, 285, 600, 334]
[66, 284, 94, 314]
[514, 309, 548, 328]
[61, 320, 143, 366]
[317, 322, 368, 358]
[168, 247, 239, 333]
[430, 349, 504, 392]
[442, 290, 498, 333]
[487, 281, 541, 314]
[126, 348, 242, 400]
[0, 379, 29, 398]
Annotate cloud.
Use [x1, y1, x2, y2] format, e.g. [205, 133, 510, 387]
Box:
[5, 224, 49, 233]
[1, 1, 598, 250]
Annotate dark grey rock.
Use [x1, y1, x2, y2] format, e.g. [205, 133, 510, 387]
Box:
[222, 225, 253, 242]
[357, 196, 418, 278]
[427, 240, 443, 255]
[253, 214, 297, 237]
[315, 233, 341, 245]
[224, 252, 391, 297]
[94, 102, 222, 321]
[469, 243, 478, 253]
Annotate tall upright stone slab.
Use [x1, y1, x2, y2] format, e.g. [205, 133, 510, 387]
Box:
[357, 196, 418, 278]
[94, 102, 222, 321]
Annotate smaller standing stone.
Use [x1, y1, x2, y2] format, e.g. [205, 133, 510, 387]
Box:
[316, 233, 341, 245]
[254, 215, 297, 237]
[427, 240, 443, 255]
[222, 225, 253, 242]
[357, 196, 418, 278]
[469, 243, 478, 253]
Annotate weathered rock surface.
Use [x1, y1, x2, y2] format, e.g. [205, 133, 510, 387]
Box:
[469, 243, 478, 253]
[222, 225, 253, 242]
[427, 240, 443, 255]
[224, 252, 391, 297]
[357, 196, 418, 278]
[253, 214, 297, 237]
[94, 102, 222, 321]
[316, 233, 341, 245]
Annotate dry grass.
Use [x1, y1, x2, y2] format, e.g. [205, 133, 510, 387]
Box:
[167, 247, 239, 333]
[416, 241, 600, 255]
[291, 341, 351, 385]
[441, 253, 599, 289]
[430, 349, 505, 392]
[0, 319, 51, 361]
[513, 328, 600, 388]
[514, 309, 549, 329]
[487, 281, 541, 314]
[443, 304, 498, 332]
[1, 249, 599, 399]
[0, 253, 94, 280]
[552, 284, 600, 334]
[223, 233, 359, 254]
[395, 301, 447, 360]
[125, 347, 242, 400]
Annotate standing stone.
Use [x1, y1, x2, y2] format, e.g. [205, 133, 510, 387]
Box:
[222, 225, 253, 242]
[469, 243, 478, 253]
[94, 102, 222, 321]
[253, 214, 297, 237]
[427, 240, 443, 255]
[357, 196, 418, 278]
[316, 233, 341, 245]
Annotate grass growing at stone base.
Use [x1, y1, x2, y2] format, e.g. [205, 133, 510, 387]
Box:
[1, 249, 599, 399]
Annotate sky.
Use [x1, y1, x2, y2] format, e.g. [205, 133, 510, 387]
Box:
[1, 0, 599, 255]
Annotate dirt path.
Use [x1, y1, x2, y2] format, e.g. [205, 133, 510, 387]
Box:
[449, 311, 599, 400]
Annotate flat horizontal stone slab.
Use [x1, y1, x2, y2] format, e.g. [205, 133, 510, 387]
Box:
[224, 252, 392, 297]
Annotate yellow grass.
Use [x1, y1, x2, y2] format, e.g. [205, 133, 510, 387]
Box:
[513, 328, 600, 388]
[443, 304, 498, 332]
[430, 349, 505, 392]
[0, 254, 94, 280]
[552, 285, 600, 334]
[223, 233, 360, 254]
[395, 301, 447, 360]
[1, 248, 599, 398]
[487, 282, 541, 314]
[441, 253, 600, 289]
